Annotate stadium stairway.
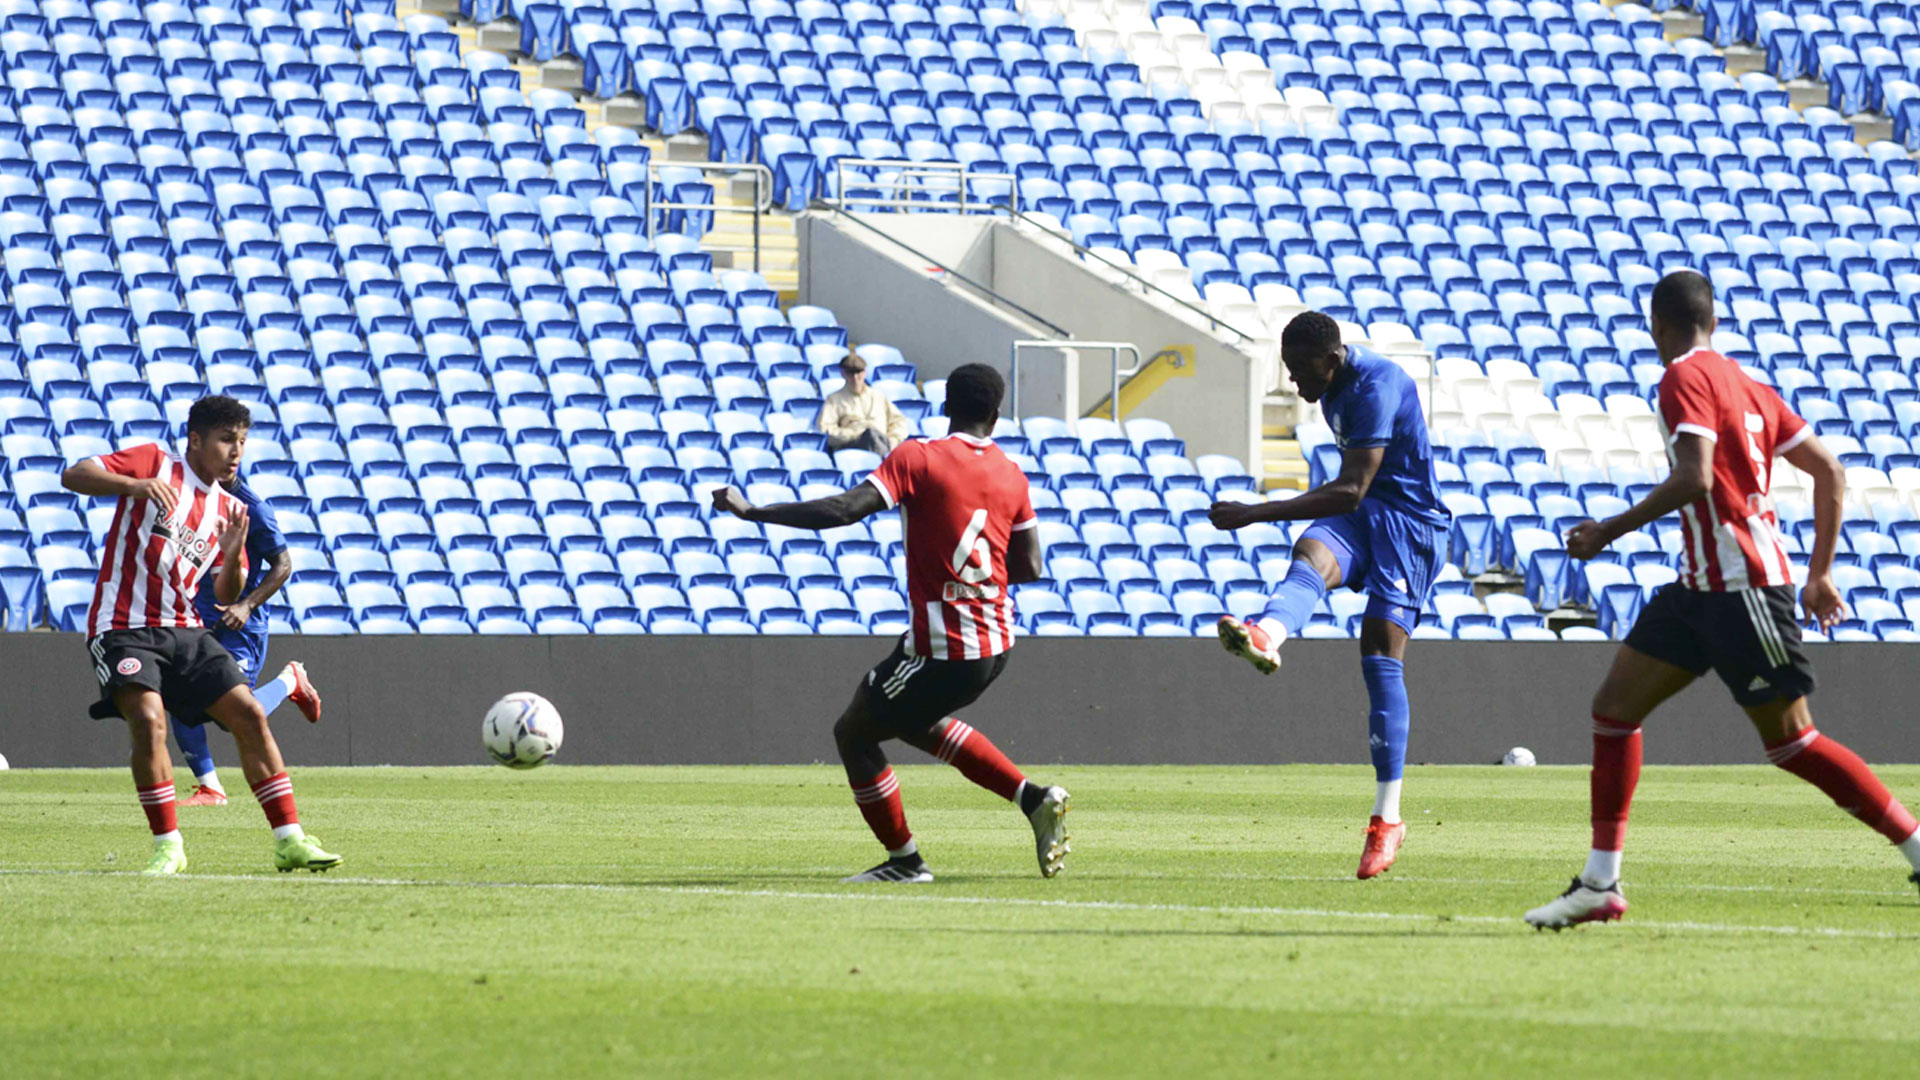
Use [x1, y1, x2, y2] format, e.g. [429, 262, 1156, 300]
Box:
[397, 0, 805, 294]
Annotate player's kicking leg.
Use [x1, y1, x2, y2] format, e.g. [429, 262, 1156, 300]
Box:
[1218, 535, 1345, 674]
[1525, 646, 1692, 929]
[119, 687, 188, 875]
[252, 661, 322, 724]
[204, 684, 340, 872]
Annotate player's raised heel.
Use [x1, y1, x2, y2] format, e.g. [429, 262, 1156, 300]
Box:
[1524, 877, 1628, 930]
[142, 839, 187, 876]
[843, 857, 934, 884]
[1217, 617, 1281, 675]
[1028, 786, 1071, 878]
[273, 834, 342, 873]
[285, 662, 322, 724]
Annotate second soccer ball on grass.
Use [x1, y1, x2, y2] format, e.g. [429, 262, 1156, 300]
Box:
[483, 693, 565, 770]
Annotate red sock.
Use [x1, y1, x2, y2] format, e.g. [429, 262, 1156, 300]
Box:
[1591, 715, 1643, 851]
[850, 767, 912, 852]
[1767, 729, 1920, 843]
[136, 781, 177, 836]
[250, 771, 299, 830]
[934, 720, 1025, 801]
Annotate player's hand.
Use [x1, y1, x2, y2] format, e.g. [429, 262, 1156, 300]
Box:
[710, 486, 753, 518]
[1800, 573, 1846, 631]
[215, 598, 255, 630]
[216, 507, 248, 559]
[131, 476, 177, 515]
[1207, 501, 1258, 530]
[1564, 518, 1611, 560]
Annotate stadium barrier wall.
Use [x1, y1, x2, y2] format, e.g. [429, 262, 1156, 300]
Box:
[794, 211, 1082, 418]
[795, 213, 1263, 472]
[9, 633, 1920, 768]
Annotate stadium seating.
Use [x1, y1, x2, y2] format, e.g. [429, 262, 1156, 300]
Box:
[2, 0, 1917, 644]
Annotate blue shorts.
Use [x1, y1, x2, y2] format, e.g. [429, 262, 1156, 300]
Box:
[214, 627, 267, 688]
[1301, 502, 1448, 632]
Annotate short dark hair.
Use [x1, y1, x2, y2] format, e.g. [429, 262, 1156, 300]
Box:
[1649, 270, 1716, 335]
[1280, 310, 1342, 358]
[186, 395, 251, 437]
[945, 363, 1005, 426]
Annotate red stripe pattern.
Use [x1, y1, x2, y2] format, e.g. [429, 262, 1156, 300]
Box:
[848, 767, 911, 849]
[86, 444, 241, 637]
[136, 781, 177, 837]
[250, 771, 298, 829]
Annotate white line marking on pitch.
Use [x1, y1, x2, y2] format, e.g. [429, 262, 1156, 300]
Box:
[2, 868, 1914, 940]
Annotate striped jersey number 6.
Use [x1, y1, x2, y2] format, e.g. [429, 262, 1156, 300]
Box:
[951, 508, 993, 583]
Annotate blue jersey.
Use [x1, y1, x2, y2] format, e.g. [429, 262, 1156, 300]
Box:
[191, 477, 287, 651]
[1321, 345, 1449, 528]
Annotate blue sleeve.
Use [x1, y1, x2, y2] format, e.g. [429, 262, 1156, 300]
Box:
[1338, 372, 1398, 449]
[248, 497, 289, 562]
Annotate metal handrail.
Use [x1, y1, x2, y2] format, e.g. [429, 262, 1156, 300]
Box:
[825, 158, 1019, 214]
[1008, 339, 1140, 422]
[642, 161, 775, 272]
[814, 202, 1071, 338]
[999, 205, 1264, 346]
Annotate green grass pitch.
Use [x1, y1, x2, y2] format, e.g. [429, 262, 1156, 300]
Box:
[5, 763, 1919, 1077]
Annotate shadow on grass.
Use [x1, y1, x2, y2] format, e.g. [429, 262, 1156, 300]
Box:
[896, 925, 1512, 940]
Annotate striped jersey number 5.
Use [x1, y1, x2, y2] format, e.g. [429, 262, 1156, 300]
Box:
[951, 508, 993, 583]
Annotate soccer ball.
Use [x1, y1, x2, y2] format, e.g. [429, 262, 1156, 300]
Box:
[0, 753, 9, 770]
[482, 693, 564, 770]
[1502, 747, 1537, 767]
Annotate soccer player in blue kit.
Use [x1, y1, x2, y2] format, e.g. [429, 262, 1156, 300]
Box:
[1211, 312, 1452, 878]
[170, 473, 323, 805]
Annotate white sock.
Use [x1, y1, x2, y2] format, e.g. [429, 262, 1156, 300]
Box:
[1582, 849, 1623, 888]
[1372, 779, 1402, 823]
[1257, 617, 1288, 646]
[272, 823, 304, 842]
[1898, 830, 1920, 873]
[196, 771, 224, 794]
[887, 838, 918, 860]
[154, 830, 181, 846]
[274, 666, 298, 693]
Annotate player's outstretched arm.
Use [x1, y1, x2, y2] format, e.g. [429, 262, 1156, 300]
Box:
[1782, 434, 1847, 629]
[1565, 432, 1713, 560]
[60, 457, 176, 514]
[710, 483, 888, 531]
[1207, 446, 1384, 530]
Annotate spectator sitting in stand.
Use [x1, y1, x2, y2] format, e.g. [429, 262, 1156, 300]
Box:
[818, 351, 910, 454]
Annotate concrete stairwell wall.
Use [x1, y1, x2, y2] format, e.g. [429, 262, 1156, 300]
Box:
[798, 211, 1265, 472]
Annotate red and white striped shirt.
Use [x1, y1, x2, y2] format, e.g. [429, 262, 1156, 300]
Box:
[865, 433, 1036, 660]
[1657, 347, 1809, 592]
[85, 443, 243, 637]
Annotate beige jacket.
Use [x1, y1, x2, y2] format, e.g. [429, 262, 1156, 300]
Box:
[818, 384, 909, 447]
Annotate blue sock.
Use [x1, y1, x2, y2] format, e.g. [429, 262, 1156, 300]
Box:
[1361, 655, 1409, 784]
[170, 715, 216, 781]
[1259, 560, 1329, 637]
[253, 670, 291, 717]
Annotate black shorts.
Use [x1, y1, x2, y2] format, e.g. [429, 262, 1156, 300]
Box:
[87, 627, 247, 725]
[1624, 584, 1816, 707]
[859, 640, 1009, 737]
